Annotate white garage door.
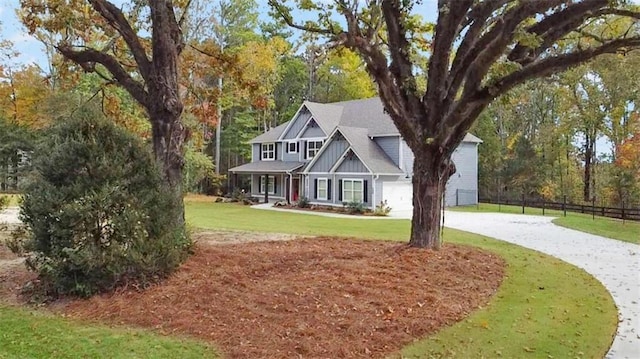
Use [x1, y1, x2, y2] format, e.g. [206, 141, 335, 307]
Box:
[381, 182, 413, 212]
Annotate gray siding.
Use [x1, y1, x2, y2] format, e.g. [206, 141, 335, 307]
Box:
[400, 140, 415, 175]
[307, 139, 349, 172]
[281, 141, 299, 162]
[282, 111, 312, 139]
[335, 156, 369, 173]
[252, 142, 281, 161]
[251, 174, 285, 198]
[444, 142, 479, 206]
[252, 144, 260, 162]
[306, 174, 334, 205]
[300, 125, 325, 138]
[306, 174, 374, 208]
[374, 136, 400, 166]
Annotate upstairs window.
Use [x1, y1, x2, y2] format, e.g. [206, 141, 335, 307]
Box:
[306, 140, 323, 159]
[287, 142, 298, 153]
[261, 143, 275, 160]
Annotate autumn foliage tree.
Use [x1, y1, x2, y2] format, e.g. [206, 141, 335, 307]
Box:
[270, 0, 640, 249]
[20, 0, 188, 225]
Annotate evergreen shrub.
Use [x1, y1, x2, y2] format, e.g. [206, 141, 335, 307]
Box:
[18, 107, 192, 298]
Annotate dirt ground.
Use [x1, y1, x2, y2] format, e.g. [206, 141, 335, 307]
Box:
[58, 233, 505, 359]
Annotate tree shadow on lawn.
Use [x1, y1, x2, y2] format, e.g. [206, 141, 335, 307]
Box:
[60, 236, 505, 358]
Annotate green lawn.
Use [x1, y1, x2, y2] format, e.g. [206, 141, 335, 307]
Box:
[188, 201, 617, 359]
[0, 306, 216, 359]
[453, 203, 639, 244]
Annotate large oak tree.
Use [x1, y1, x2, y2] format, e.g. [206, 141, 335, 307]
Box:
[20, 0, 188, 223]
[269, 0, 640, 249]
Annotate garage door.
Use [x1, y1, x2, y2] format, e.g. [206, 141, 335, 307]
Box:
[381, 182, 413, 212]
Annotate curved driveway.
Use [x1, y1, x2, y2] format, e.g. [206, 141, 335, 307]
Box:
[441, 211, 639, 359]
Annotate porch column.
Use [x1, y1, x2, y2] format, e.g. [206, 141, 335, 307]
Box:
[263, 174, 269, 203]
[288, 173, 293, 204]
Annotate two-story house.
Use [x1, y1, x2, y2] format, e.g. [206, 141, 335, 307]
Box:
[229, 97, 482, 212]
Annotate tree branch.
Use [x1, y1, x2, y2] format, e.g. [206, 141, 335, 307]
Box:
[424, 0, 473, 129]
[57, 45, 149, 108]
[88, 0, 152, 81]
[442, 36, 640, 148]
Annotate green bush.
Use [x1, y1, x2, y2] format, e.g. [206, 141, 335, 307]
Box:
[17, 107, 192, 298]
[344, 201, 366, 214]
[297, 196, 310, 208]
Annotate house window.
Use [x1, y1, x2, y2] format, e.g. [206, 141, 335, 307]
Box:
[306, 140, 323, 159]
[261, 143, 275, 160]
[342, 179, 363, 202]
[287, 142, 298, 153]
[259, 175, 276, 194]
[317, 178, 328, 200]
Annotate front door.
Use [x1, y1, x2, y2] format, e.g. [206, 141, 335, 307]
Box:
[292, 177, 300, 202]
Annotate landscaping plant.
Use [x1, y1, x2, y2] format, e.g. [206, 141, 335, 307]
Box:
[16, 106, 192, 298]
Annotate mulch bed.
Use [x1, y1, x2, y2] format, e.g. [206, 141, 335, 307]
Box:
[62, 237, 505, 358]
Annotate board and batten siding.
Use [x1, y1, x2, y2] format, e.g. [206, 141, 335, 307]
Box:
[307, 139, 349, 172]
[444, 142, 479, 206]
[400, 139, 415, 175]
[282, 111, 312, 139]
[300, 125, 325, 138]
[373, 136, 400, 167]
[335, 156, 369, 173]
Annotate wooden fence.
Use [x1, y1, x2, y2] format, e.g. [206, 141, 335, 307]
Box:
[479, 197, 640, 222]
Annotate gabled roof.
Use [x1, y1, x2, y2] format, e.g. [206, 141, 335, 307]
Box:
[338, 126, 403, 174]
[303, 126, 402, 175]
[249, 121, 289, 144]
[251, 97, 482, 144]
[304, 101, 343, 135]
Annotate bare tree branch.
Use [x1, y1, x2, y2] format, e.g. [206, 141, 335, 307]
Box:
[88, 0, 152, 81]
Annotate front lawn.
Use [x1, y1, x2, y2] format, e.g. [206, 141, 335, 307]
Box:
[0, 306, 216, 359]
[452, 203, 639, 244]
[187, 200, 617, 358]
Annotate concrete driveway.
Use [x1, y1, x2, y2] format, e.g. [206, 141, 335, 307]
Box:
[441, 211, 640, 359]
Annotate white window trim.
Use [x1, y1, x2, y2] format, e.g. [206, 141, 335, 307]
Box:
[316, 178, 328, 200]
[287, 141, 298, 153]
[342, 178, 364, 203]
[259, 175, 276, 194]
[261, 143, 275, 161]
[306, 140, 324, 160]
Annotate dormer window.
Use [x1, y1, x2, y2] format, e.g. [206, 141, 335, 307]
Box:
[261, 143, 275, 160]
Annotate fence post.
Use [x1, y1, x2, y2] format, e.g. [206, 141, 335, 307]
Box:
[563, 195, 567, 217]
[542, 199, 545, 216]
[498, 191, 501, 212]
[592, 197, 595, 220]
[522, 192, 525, 214]
[622, 201, 626, 224]
[456, 188, 459, 206]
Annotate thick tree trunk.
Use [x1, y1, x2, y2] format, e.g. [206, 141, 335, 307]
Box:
[150, 109, 186, 225]
[409, 150, 453, 249]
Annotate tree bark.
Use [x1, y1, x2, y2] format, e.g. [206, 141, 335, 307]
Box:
[409, 149, 454, 249]
[150, 109, 186, 222]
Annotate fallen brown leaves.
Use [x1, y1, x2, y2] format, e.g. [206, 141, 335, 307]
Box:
[62, 237, 505, 358]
